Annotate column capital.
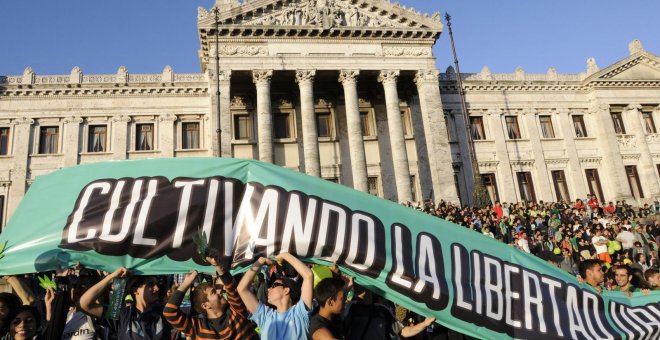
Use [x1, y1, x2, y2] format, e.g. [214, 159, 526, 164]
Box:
[338, 70, 359, 85]
[414, 69, 440, 87]
[588, 103, 610, 115]
[63, 116, 83, 124]
[111, 114, 132, 123]
[295, 70, 316, 85]
[11, 117, 34, 126]
[218, 70, 232, 82]
[252, 70, 273, 85]
[158, 113, 178, 122]
[625, 103, 643, 112]
[655, 105, 660, 114]
[377, 70, 400, 84]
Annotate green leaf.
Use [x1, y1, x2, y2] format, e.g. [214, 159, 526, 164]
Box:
[38, 275, 57, 290]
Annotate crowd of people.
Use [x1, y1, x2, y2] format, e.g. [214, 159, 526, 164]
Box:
[407, 194, 660, 293]
[1, 194, 659, 339]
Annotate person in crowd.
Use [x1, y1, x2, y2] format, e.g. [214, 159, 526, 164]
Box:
[79, 267, 172, 340]
[591, 228, 611, 264]
[579, 259, 605, 294]
[2, 305, 44, 340]
[310, 277, 345, 340]
[610, 265, 637, 295]
[237, 252, 314, 340]
[0, 293, 21, 337]
[644, 269, 660, 290]
[631, 253, 649, 273]
[163, 254, 258, 340]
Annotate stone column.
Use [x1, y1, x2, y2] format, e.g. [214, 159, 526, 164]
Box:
[219, 71, 232, 157]
[378, 70, 412, 202]
[589, 103, 633, 201]
[338, 70, 368, 192]
[557, 109, 587, 197]
[414, 70, 459, 203]
[296, 70, 320, 177]
[524, 110, 553, 201]
[7, 118, 33, 217]
[63, 116, 82, 167]
[252, 70, 274, 163]
[487, 110, 517, 202]
[624, 104, 660, 200]
[159, 113, 177, 157]
[111, 115, 131, 160]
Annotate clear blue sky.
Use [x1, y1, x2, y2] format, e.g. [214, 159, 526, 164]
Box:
[1, 1, 658, 75]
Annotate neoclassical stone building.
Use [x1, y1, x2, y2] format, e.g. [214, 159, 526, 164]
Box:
[0, 0, 659, 228]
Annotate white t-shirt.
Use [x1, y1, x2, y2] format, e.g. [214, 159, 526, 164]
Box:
[618, 230, 636, 250]
[62, 310, 96, 340]
[592, 235, 608, 254]
[517, 238, 530, 253]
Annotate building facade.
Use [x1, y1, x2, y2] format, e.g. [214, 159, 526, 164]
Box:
[0, 0, 659, 228]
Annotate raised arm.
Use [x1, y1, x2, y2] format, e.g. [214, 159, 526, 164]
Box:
[400, 317, 436, 338]
[163, 270, 196, 336]
[79, 267, 127, 318]
[276, 252, 314, 309]
[237, 257, 272, 314]
[5, 276, 35, 306]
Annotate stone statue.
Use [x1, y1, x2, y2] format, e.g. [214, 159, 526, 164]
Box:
[348, 7, 359, 26]
[586, 57, 599, 75]
[629, 39, 644, 55]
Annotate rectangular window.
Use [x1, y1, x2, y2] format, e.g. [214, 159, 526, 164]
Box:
[234, 113, 252, 140]
[625, 165, 644, 199]
[87, 125, 107, 153]
[572, 115, 587, 137]
[0, 128, 9, 155]
[516, 172, 536, 202]
[469, 117, 486, 140]
[611, 112, 626, 134]
[585, 169, 604, 203]
[182, 122, 200, 149]
[410, 175, 417, 202]
[505, 116, 521, 139]
[136, 123, 154, 151]
[273, 111, 292, 139]
[38, 126, 59, 154]
[360, 111, 375, 137]
[643, 111, 657, 134]
[324, 177, 339, 184]
[401, 110, 413, 136]
[539, 115, 555, 138]
[316, 112, 333, 138]
[551, 170, 571, 202]
[367, 176, 379, 196]
[481, 173, 499, 203]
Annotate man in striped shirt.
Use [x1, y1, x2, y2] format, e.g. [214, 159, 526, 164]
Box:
[163, 257, 258, 339]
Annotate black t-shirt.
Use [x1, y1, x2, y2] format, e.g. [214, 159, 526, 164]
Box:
[310, 313, 344, 340]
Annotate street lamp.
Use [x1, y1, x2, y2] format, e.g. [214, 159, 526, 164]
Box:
[212, 6, 222, 157]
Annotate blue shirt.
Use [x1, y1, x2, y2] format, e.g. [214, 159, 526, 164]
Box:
[250, 300, 310, 340]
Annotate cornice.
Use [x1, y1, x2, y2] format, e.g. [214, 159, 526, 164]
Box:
[0, 86, 208, 98]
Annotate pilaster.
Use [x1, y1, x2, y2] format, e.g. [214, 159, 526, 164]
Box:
[524, 110, 553, 201]
[111, 115, 131, 160]
[63, 116, 82, 167]
[624, 104, 660, 201]
[557, 109, 588, 198]
[414, 70, 459, 203]
[159, 114, 177, 157]
[7, 118, 33, 217]
[219, 70, 232, 157]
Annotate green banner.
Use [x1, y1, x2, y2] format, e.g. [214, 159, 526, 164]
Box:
[0, 158, 659, 339]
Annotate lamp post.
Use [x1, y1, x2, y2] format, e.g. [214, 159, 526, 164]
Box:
[445, 13, 491, 208]
[212, 7, 222, 157]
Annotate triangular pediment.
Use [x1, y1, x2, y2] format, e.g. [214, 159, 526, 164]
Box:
[586, 51, 660, 82]
[198, 0, 443, 32]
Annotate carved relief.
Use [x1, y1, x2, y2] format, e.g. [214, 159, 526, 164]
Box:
[382, 47, 432, 57]
[215, 45, 268, 56]
[646, 134, 660, 144]
[295, 70, 316, 84]
[377, 70, 399, 84]
[338, 70, 359, 85]
[617, 134, 637, 150]
[252, 70, 273, 85]
[243, 0, 399, 29]
[218, 70, 232, 82]
[414, 70, 440, 87]
[231, 96, 251, 108]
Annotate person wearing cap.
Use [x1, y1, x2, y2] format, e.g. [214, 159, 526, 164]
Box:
[237, 252, 313, 340]
[163, 255, 258, 340]
[79, 267, 172, 339]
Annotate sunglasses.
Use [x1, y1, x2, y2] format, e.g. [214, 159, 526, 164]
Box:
[270, 281, 286, 289]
